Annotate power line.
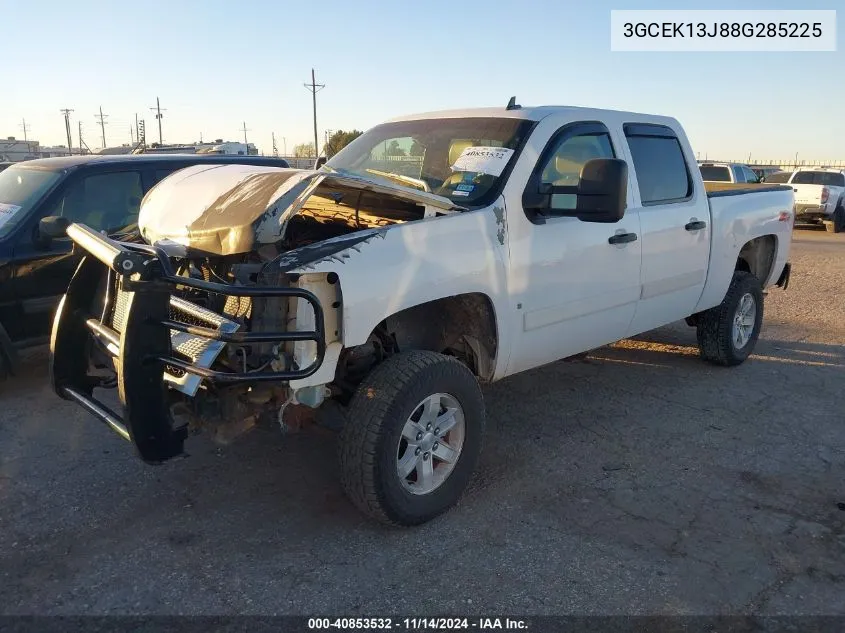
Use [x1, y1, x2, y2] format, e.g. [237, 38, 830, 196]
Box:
[303, 68, 325, 161]
[60, 108, 74, 154]
[150, 97, 166, 145]
[95, 106, 109, 148]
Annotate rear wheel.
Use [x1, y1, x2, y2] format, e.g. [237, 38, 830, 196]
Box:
[339, 350, 485, 526]
[828, 205, 845, 233]
[696, 271, 764, 367]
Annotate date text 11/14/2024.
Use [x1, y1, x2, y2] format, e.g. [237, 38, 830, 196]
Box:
[307, 618, 529, 630]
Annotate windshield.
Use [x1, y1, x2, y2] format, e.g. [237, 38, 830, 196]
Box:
[699, 165, 731, 181]
[791, 171, 845, 187]
[0, 166, 62, 239]
[326, 117, 535, 206]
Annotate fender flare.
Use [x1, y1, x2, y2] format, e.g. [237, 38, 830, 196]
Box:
[0, 320, 19, 376]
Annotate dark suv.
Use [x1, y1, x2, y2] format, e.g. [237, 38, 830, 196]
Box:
[0, 154, 290, 377]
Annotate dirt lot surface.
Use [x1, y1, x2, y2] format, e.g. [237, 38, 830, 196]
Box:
[1, 229, 843, 615]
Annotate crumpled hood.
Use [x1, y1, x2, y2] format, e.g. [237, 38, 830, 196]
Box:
[138, 164, 462, 256]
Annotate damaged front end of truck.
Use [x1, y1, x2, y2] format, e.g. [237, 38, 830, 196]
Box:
[49, 164, 462, 462]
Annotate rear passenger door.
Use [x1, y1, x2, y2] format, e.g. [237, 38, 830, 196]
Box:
[622, 124, 711, 336]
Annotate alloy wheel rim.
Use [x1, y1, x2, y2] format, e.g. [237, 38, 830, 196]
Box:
[396, 393, 465, 495]
[732, 292, 757, 349]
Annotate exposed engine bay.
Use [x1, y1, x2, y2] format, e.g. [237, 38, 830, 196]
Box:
[86, 166, 461, 446]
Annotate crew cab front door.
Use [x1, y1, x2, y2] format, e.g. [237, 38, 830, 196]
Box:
[10, 168, 146, 343]
[621, 124, 710, 336]
[504, 121, 642, 375]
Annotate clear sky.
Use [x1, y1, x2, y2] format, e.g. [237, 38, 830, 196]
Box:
[2, 0, 842, 161]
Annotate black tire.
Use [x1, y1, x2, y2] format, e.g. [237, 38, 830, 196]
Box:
[832, 205, 845, 233]
[339, 350, 485, 526]
[696, 271, 764, 367]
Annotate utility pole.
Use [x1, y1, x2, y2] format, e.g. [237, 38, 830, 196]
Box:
[95, 106, 108, 148]
[19, 118, 32, 152]
[129, 124, 134, 145]
[272, 132, 278, 157]
[240, 121, 251, 146]
[60, 108, 74, 155]
[282, 136, 287, 156]
[135, 113, 139, 145]
[78, 121, 84, 154]
[303, 68, 325, 158]
[150, 97, 166, 145]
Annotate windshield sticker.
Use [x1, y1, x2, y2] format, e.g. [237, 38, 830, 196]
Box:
[0, 203, 23, 230]
[452, 190, 470, 197]
[456, 183, 474, 192]
[450, 146, 515, 177]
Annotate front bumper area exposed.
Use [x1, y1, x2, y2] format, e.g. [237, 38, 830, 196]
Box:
[50, 223, 326, 463]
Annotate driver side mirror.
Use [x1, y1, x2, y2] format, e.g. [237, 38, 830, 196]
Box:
[37, 216, 70, 245]
[525, 158, 628, 223]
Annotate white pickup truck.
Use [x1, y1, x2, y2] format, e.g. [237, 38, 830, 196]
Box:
[49, 103, 794, 525]
[772, 168, 845, 233]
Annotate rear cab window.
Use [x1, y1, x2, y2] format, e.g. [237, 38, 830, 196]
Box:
[699, 165, 731, 182]
[623, 124, 692, 205]
[791, 171, 845, 187]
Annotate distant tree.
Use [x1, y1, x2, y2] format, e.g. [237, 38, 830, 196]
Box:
[324, 129, 363, 158]
[386, 139, 406, 157]
[293, 142, 316, 158]
[409, 139, 425, 157]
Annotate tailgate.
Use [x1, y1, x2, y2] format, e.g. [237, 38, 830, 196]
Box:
[791, 184, 823, 205]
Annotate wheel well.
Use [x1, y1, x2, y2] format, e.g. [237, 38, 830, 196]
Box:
[368, 294, 499, 381]
[736, 235, 777, 284]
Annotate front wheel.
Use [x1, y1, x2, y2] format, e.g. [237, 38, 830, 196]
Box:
[826, 205, 845, 233]
[339, 350, 485, 526]
[696, 271, 764, 367]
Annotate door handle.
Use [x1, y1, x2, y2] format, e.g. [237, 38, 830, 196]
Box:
[685, 220, 707, 231]
[608, 232, 637, 245]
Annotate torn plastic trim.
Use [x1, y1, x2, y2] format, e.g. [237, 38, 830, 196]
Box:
[271, 229, 387, 273]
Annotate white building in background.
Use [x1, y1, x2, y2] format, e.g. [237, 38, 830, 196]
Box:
[0, 137, 39, 161]
[0, 136, 87, 161]
[125, 139, 259, 156]
[195, 140, 258, 155]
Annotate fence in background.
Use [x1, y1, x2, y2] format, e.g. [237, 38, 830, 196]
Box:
[703, 159, 845, 171]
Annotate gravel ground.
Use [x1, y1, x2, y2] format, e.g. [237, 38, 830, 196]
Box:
[1, 229, 843, 616]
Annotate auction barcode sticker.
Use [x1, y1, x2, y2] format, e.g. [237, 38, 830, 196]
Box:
[611, 10, 837, 51]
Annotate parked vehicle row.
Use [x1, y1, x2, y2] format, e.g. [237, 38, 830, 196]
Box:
[47, 103, 794, 525]
[0, 154, 290, 378]
[698, 161, 845, 232]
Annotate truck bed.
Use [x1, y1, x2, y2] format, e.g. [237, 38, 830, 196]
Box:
[704, 182, 793, 197]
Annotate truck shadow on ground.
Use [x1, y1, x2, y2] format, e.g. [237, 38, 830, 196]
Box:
[3, 324, 845, 615]
[2, 326, 843, 546]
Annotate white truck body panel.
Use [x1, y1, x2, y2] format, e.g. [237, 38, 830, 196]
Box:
[274, 106, 794, 387]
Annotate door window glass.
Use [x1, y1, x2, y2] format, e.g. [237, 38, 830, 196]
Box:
[537, 133, 615, 210]
[49, 171, 143, 233]
[625, 133, 691, 204]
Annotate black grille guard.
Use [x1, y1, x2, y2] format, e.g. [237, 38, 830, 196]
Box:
[50, 223, 326, 463]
